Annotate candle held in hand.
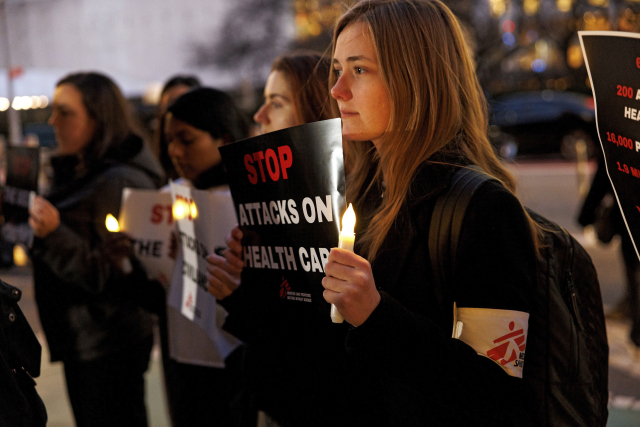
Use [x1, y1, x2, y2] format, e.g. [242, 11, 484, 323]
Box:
[105, 214, 132, 274]
[332, 204, 356, 323]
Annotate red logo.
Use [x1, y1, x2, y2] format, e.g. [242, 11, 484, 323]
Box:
[185, 293, 193, 308]
[487, 321, 526, 366]
[279, 278, 291, 298]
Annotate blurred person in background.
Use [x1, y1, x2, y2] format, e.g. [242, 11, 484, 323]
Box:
[162, 87, 249, 427]
[152, 75, 201, 181]
[0, 278, 47, 427]
[28, 72, 164, 427]
[578, 156, 640, 345]
[252, 51, 334, 135]
[205, 51, 335, 426]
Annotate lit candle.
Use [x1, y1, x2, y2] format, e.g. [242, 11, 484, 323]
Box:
[331, 203, 356, 323]
[105, 214, 132, 274]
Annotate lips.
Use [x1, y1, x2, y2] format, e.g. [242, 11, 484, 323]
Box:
[340, 110, 358, 118]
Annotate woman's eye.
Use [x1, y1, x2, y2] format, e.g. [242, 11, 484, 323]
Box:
[272, 102, 282, 109]
[356, 67, 364, 74]
[334, 69, 343, 77]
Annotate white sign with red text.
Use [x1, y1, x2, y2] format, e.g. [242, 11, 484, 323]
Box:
[168, 182, 238, 343]
[118, 188, 174, 283]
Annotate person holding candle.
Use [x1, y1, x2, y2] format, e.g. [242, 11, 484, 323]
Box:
[27, 72, 164, 427]
[161, 87, 249, 427]
[211, 1, 541, 426]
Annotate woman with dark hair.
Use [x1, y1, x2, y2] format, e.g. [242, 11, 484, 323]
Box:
[153, 75, 201, 180]
[162, 87, 248, 427]
[28, 72, 164, 427]
[211, 1, 540, 426]
[253, 51, 333, 134]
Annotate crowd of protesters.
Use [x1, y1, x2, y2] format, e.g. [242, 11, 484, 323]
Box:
[0, 0, 620, 426]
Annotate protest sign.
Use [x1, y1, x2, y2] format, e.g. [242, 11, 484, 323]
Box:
[580, 31, 640, 260]
[118, 188, 174, 282]
[219, 118, 345, 317]
[1, 146, 39, 248]
[167, 182, 239, 352]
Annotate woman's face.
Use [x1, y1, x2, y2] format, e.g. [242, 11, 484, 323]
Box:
[253, 70, 299, 134]
[331, 22, 391, 147]
[166, 114, 224, 181]
[48, 83, 96, 155]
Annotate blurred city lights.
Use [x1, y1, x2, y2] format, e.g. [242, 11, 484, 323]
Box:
[526, 30, 539, 43]
[584, 11, 596, 25]
[502, 33, 516, 46]
[13, 245, 28, 267]
[502, 20, 515, 32]
[532, 59, 547, 72]
[567, 45, 584, 68]
[489, 0, 507, 17]
[557, 0, 573, 13]
[524, 0, 541, 15]
[0, 95, 49, 111]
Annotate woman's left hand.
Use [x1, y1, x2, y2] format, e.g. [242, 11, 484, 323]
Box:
[28, 196, 60, 238]
[322, 248, 381, 327]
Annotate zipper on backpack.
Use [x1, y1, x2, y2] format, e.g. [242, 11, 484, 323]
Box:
[566, 243, 585, 332]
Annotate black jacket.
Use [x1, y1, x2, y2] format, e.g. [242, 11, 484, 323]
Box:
[31, 135, 165, 362]
[222, 158, 538, 426]
[0, 279, 47, 427]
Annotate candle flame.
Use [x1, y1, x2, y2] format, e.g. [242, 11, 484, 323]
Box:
[190, 200, 198, 220]
[173, 200, 187, 220]
[341, 204, 356, 235]
[105, 214, 120, 232]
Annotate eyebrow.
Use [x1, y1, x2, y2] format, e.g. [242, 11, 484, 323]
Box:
[333, 55, 374, 64]
[265, 93, 291, 102]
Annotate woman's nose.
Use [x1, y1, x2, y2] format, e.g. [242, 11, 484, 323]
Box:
[331, 75, 351, 101]
[253, 104, 268, 125]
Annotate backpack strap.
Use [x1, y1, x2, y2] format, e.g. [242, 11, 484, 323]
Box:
[428, 165, 499, 312]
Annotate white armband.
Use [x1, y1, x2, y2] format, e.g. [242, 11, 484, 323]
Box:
[452, 304, 529, 378]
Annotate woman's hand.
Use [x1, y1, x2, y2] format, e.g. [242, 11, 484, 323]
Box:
[28, 196, 60, 238]
[322, 248, 381, 327]
[205, 226, 244, 300]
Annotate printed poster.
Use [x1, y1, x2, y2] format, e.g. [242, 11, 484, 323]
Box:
[167, 182, 238, 349]
[580, 31, 640, 260]
[118, 188, 174, 282]
[219, 118, 345, 316]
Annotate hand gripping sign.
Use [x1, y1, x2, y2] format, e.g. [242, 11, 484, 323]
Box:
[580, 31, 640, 260]
[219, 119, 346, 319]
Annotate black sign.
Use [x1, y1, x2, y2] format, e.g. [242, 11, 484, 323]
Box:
[2, 146, 39, 224]
[580, 31, 640, 260]
[220, 119, 345, 315]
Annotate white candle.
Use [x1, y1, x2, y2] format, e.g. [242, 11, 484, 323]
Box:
[105, 214, 132, 274]
[332, 204, 356, 323]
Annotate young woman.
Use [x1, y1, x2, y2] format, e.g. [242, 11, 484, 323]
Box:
[28, 72, 164, 427]
[213, 1, 539, 426]
[252, 51, 333, 135]
[162, 87, 249, 427]
[153, 75, 201, 181]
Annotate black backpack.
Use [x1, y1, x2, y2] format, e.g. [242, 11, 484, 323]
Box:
[429, 166, 608, 427]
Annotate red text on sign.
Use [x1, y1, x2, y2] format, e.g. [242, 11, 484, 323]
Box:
[151, 204, 174, 225]
[244, 145, 293, 184]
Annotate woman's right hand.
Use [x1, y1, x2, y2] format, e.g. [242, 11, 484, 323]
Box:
[29, 196, 60, 238]
[205, 226, 244, 300]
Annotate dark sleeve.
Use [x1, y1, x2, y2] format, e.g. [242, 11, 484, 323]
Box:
[31, 168, 156, 295]
[577, 157, 612, 226]
[345, 184, 537, 425]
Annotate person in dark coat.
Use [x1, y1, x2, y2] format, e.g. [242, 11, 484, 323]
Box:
[578, 154, 640, 345]
[28, 72, 164, 427]
[207, 1, 539, 426]
[0, 279, 47, 427]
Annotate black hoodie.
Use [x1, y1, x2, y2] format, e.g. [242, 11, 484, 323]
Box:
[31, 135, 165, 362]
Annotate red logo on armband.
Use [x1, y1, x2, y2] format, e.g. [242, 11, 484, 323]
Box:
[279, 278, 291, 298]
[487, 321, 527, 367]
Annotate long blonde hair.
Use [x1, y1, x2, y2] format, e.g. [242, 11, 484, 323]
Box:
[330, 0, 538, 262]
